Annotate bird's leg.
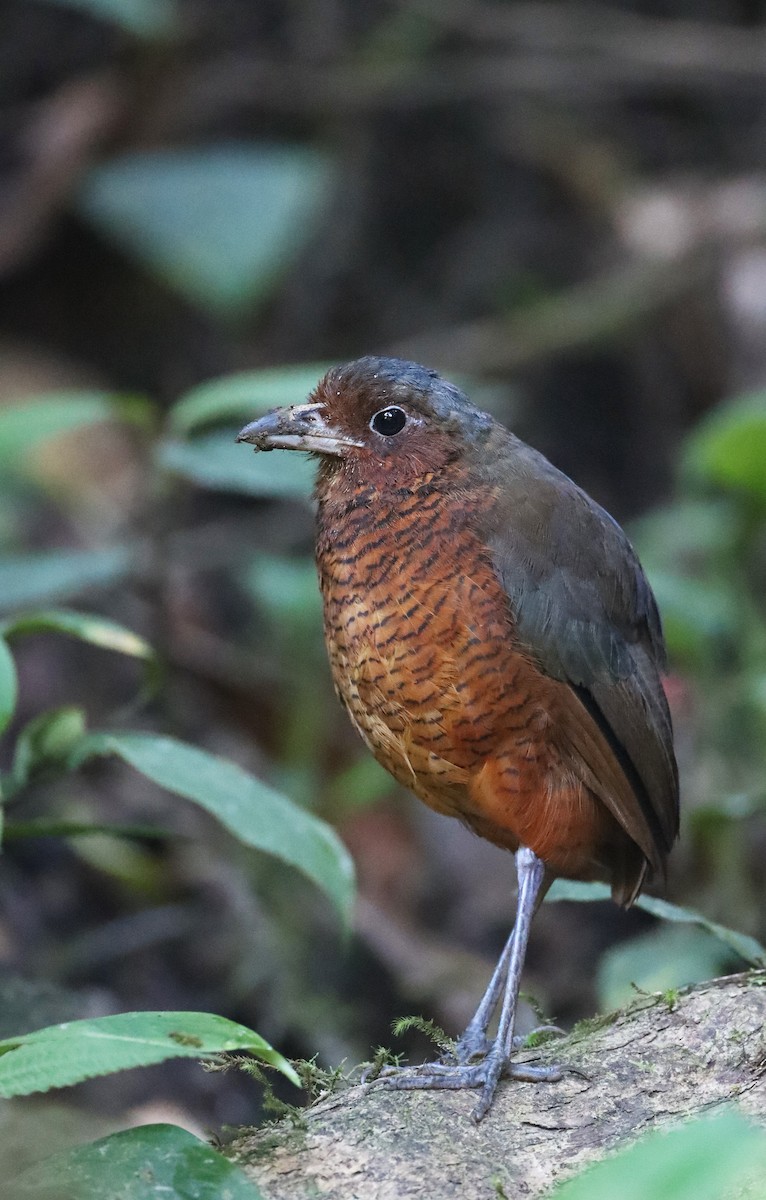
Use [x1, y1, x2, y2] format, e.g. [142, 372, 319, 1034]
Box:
[371, 846, 562, 1121]
[450, 929, 514, 1063]
[451, 862, 563, 1064]
[471, 845, 553, 1120]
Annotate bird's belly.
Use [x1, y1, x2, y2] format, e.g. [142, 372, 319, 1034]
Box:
[319, 530, 626, 881]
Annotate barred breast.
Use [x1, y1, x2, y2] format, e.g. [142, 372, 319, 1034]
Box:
[315, 471, 632, 883]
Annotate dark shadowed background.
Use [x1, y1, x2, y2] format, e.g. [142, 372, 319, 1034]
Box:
[1, 0, 766, 1163]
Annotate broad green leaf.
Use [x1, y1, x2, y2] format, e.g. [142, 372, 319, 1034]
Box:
[1, 609, 153, 662]
[0, 635, 17, 736]
[636, 892, 766, 968]
[683, 388, 766, 504]
[170, 364, 331, 434]
[41, 0, 180, 38]
[0, 395, 115, 474]
[10, 1124, 263, 1200]
[597, 924, 730, 1010]
[158, 433, 314, 499]
[70, 732, 355, 925]
[77, 146, 336, 317]
[0, 546, 135, 613]
[552, 1111, 766, 1200]
[0, 1010, 298, 1098]
[546, 880, 766, 967]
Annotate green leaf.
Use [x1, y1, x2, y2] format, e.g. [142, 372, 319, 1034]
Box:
[158, 433, 314, 499]
[545, 879, 613, 904]
[0, 395, 115, 474]
[0, 1010, 298, 1098]
[326, 756, 395, 812]
[1, 609, 153, 662]
[546, 880, 766, 967]
[76, 146, 336, 317]
[630, 499, 736, 570]
[168, 367, 513, 434]
[70, 732, 355, 925]
[10, 1124, 264, 1200]
[245, 554, 322, 629]
[3, 818, 172, 843]
[0, 546, 135, 613]
[0, 635, 17, 736]
[635, 892, 766, 969]
[7, 708, 87, 799]
[644, 569, 739, 663]
[169, 364, 332, 434]
[597, 924, 730, 1010]
[40, 0, 180, 39]
[551, 1111, 766, 1200]
[683, 388, 766, 504]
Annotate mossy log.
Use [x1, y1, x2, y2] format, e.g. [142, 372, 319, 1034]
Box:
[230, 971, 766, 1199]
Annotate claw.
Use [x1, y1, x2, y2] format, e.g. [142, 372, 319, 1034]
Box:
[450, 1028, 492, 1064]
[369, 1054, 562, 1120]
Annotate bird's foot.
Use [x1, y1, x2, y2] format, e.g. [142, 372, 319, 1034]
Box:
[368, 1053, 562, 1122]
[448, 1022, 564, 1066]
[449, 1027, 492, 1064]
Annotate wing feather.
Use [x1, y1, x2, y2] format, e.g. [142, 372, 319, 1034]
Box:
[479, 435, 679, 875]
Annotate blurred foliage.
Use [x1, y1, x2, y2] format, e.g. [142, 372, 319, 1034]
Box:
[0, 395, 116, 472]
[0, 548, 136, 613]
[43, 0, 181, 39]
[77, 147, 336, 318]
[547, 881, 766, 974]
[4, 0, 766, 1191]
[159, 431, 315, 499]
[69, 732, 354, 921]
[10, 1123, 262, 1200]
[170, 367, 333, 435]
[631, 389, 766, 978]
[551, 1110, 766, 1200]
[2, 353, 766, 1189]
[0, 368, 358, 1183]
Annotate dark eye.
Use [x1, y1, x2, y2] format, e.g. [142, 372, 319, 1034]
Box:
[370, 406, 407, 437]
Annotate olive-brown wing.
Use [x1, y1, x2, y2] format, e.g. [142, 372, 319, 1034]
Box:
[480, 437, 679, 878]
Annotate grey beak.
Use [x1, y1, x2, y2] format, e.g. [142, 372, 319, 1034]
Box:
[236, 403, 363, 456]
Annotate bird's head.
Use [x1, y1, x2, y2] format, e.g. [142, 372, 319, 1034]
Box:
[237, 356, 495, 488]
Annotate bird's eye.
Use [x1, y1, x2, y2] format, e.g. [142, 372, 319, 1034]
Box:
[370, 406, 407, 437]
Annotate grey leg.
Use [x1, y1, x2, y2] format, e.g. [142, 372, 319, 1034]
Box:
[452, 929, 514, 1062]
[371, 846, 561, 1122]
[472, 845, 550, 1119]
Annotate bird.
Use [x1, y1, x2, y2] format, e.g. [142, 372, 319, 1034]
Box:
[237, 356, 679, 1121]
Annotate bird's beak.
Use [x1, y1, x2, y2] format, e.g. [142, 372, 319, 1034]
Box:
[236, 403, 363, 457]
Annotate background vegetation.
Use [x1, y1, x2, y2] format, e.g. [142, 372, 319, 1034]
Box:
[2, 0, 766, 1194]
